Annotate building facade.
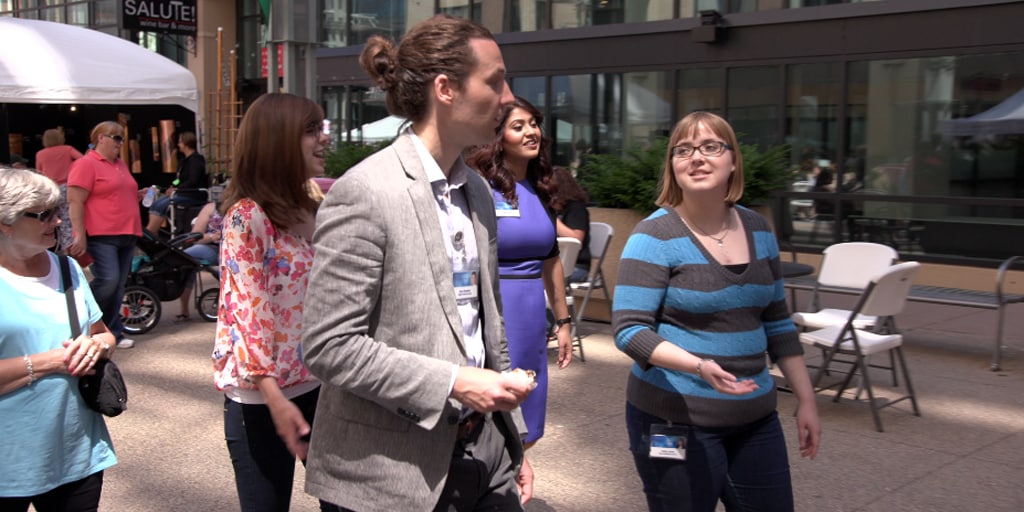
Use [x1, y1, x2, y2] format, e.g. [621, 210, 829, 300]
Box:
[3, 0, 1023, 266]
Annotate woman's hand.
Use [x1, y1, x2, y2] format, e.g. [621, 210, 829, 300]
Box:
[554, 324, 573, 369]
[698, 360, 759, 395]
[266, 396, 312, 460]
[68, 234, 87, 257]
[63, 333, 111, 377]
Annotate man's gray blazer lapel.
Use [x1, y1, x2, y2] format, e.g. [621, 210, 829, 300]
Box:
[394, 137, 467, 357]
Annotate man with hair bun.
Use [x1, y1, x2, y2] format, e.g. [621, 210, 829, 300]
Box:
[302, 14, 534, 512]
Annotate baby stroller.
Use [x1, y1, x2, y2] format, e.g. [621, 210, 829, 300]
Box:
[120, 230, 220, 335]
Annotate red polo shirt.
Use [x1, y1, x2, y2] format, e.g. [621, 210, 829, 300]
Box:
[67, 150, 143, 237]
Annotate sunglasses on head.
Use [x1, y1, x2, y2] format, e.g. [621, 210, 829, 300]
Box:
[104, 134, 125, 143]
[22, 208, 58, 223]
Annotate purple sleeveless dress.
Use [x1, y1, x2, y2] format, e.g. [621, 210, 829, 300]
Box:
[493, 180, 555, 443]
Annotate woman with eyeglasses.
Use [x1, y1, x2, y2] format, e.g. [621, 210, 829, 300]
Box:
[613, 111, 820, 512]
[0, 167, 119, 511]
[68, 121, 144, 350]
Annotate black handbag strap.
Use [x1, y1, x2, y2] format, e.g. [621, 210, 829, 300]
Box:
[58, 254, 82, 339]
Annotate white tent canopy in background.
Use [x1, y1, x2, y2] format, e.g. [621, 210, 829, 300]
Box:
[0, 17, 198, 112]
[348, 115, 407, 143]
[938, 87, 1024, 138]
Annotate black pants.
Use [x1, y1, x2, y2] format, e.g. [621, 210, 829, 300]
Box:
[0, 471, 103, 512]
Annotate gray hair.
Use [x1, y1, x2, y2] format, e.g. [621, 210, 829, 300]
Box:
[0, 167, 61, 225]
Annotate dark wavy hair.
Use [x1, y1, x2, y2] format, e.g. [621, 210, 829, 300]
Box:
[548, 166, 588, 212]
[467, 96, 557, 208]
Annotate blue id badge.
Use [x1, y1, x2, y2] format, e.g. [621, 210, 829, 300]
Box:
[649, 423, 687, 460]
[495, 200, 520, 218]
[453, 270, 479, 302]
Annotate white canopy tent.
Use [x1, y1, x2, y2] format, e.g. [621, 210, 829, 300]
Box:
[0, 17, 198, 112]
[938, 88, 1024, 138]
[347, 115, 407, 143]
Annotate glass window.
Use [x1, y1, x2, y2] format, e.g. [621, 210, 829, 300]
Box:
[39, 5, 62, 22]
[622, 71, 673, 145]
[326, 0, 408, 48]
[786, 62, 841, 175]
[509, 0, 545, 32]
[0, 0, 14, 14]
[727, 65, 781, 149]
[552, 0, 671, 28]
[440, 0, 473, 20]
[550, 74, 594, 169]
[94, 0, 117, 26]
[67, 2, 89, 26]
[678, 67, 724, 115]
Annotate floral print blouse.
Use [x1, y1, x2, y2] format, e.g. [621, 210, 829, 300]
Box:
[213, 198, 317, 394]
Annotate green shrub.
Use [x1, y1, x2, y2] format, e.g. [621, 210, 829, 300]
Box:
[577, 136, 792, 214]
[577, 138, 668, 216]
[324, 139, 393, 178]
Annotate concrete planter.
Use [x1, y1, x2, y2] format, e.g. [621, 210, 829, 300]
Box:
[577, 207, 647, 323]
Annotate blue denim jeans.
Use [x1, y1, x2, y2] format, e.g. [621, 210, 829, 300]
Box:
[626, 402, 794, 512]
[224, 387, 328, 512]
[87, 235, 137, 341]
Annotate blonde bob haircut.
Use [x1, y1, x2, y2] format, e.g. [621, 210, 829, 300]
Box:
[656, 111, 744, 208]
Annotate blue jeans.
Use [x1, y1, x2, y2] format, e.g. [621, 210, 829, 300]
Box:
[626, 402, 794, 512]
[149, 194, 204, 218]
[224, 387, 329, 512]
[568, 265, 590, 284]
[87, 235, 137, 341]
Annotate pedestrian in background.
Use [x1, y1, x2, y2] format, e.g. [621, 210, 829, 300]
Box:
[550, 165, 591, 284]
[213, 92, 330, 512]
[67, 121, 143, 349]
[35, 127, 83, 252]
[302, 14, 536, 511]
[0, 167, 118, 511]
[614, 111, 820, 511]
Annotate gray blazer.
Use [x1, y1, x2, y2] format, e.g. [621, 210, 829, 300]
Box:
[302, 134, 525, 511]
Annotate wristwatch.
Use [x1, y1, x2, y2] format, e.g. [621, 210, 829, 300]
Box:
[554, 317, 573, 329]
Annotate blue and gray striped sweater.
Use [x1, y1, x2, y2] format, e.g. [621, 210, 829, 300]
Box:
[613, 206, 803, 427]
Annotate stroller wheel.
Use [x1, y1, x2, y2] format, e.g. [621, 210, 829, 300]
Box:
[121, 286, 161, 335]
[197, 287, 219, 322]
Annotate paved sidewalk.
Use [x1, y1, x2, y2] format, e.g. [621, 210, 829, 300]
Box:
[97, 292, 1024, 511]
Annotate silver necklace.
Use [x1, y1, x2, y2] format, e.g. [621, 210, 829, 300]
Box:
[682, 213, 731, 248]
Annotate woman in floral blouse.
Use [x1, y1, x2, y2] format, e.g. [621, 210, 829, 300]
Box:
[212, 93, 330, 512]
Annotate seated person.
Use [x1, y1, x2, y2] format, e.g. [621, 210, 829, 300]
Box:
[175, 202, 222, 321]
[551, 166, 591, 283]
[146, 131, 208, 234]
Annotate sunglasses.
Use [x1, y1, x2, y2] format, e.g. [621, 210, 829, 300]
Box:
[104, 134, 125, 143]
[22, 208, 58, 223]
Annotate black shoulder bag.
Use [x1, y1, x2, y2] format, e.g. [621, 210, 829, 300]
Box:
[60, 255, 128, 417]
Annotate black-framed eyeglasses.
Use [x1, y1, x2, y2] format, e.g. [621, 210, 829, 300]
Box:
[671, 141, 732, 159]
[22, 208, 58, 223]
[104, 134, 125, 143]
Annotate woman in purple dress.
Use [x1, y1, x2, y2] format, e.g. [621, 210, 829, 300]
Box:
[469, 96, 573, 447]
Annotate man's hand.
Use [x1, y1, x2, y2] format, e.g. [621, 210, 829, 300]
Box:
[451, 367, 532, 413]
[517, 455, 534, 504]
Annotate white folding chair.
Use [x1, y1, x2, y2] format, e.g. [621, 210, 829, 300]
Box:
[799, 261, 922, 432]
[791, 242, 900, 387]
[792, 242, 899, 332]
[570, 222, 614, 334]
[552, 237, 585, 361]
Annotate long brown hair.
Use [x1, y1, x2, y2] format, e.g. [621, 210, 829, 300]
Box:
[467, 96, 557, 208]
[219, 93, 321, 230]
[359, 14, 495, 122]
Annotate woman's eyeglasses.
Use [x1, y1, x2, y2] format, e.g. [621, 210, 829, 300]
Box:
[104, 134, 125, 143]
[670, 141, 732, 159]
[22, 208, 58, 223]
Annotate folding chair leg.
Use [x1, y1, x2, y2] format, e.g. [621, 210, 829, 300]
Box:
[855, 352, 885, 432]
[895, 347, 920, 416]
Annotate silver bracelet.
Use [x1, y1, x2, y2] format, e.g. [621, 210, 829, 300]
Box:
[24, 354, 36, 385]
[696, 358, 715, 379]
